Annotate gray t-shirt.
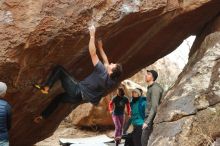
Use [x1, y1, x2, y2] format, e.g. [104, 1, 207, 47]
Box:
[79, 61, 117, 104]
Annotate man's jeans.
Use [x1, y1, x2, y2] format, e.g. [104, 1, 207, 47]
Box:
[41, 65, 83, 118]
[141, 123, 153, 146]
[0, 140, 9, 146]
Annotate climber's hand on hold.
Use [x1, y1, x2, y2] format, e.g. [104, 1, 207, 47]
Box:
[89, 25, 96, 36]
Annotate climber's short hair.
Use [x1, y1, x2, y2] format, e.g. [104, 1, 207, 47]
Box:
[110, 63, 123, 80]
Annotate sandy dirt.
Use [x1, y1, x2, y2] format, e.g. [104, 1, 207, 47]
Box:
[35, 119, 115, 146]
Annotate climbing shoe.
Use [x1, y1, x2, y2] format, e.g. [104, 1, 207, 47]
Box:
[33, 84, 49, 94]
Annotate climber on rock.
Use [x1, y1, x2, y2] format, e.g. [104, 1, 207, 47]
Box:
[33, 25, 123, 123]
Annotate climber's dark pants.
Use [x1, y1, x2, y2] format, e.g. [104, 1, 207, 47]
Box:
[41, 65, 82, 118]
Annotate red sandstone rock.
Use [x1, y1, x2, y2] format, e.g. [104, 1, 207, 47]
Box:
[0, 0, 219, 145]
[149, 16, 220, 146]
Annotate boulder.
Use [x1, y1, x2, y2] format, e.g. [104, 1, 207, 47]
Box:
[69, 96, 114, 127]
[0, 0, 219, 145]
[148, 16, 220, 146]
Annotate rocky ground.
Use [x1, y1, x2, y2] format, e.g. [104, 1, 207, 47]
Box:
[35, 119, 115, 146]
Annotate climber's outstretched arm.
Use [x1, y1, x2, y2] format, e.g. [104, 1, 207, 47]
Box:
[89, 25, 99, 66]
[97, 39, 109, 66]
